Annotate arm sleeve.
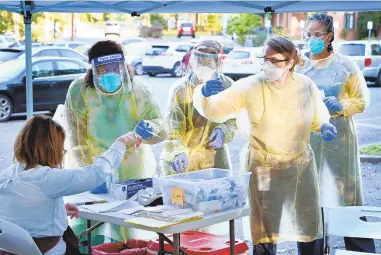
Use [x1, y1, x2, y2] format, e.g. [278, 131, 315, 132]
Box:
[64, 79, 92, 167]
[339, 62, 370, 117]
[163, 83, 189, 163]
[192, 78, 250, 124]
[40, 141, 126, 198]
[214, 76, 238, 143]
[311, 81, 331, 133]
[133, 79, 167, 144]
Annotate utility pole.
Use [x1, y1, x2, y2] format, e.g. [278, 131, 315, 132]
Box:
[71, 13, 75, 41]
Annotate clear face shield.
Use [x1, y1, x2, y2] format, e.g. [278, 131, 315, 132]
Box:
[188, 50, 221, 83]
[91, 53, 131, 95]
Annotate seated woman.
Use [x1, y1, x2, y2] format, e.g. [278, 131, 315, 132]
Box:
[0, 115, 142, 255]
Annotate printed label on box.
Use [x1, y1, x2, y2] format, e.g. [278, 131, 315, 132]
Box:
[172, 187, 184, 205]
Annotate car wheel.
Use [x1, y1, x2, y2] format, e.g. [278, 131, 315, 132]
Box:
[134, 63, 144, 76]
[148, 72, 156, 77]
[0, 94, 13, 122]
[192, 34, 196, 38]
[376, 72, 381, 87]
[171, 62, 182, 77]
[177, 35, 181, 38]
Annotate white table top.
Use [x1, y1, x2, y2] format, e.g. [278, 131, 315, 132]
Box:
[64, 192, 251, 234]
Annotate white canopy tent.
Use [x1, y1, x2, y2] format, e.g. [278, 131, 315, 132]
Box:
[1, 0, 381, 118]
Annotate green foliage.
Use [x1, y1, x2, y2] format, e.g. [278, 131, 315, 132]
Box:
[341, 28, 349, 40]
[0, 11, 14, 34]
[150, 14, 168, 29]
[102, 13, 111, 22]
[83, 13, 98, 23]
[274, 26, 286, 36]
[360, 144, 381, 155]
[227, 14, 262, 45]
[206, 14, 222, 34]
[357, 12, 381, 39]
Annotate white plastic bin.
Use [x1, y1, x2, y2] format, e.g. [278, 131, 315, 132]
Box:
[159, 168, 251, 214]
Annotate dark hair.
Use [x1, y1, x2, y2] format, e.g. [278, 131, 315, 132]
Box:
[265, 36, 304, 72]
[14, 115, 65, 169]
[308, 13, 335, 52]
[85, 40, 134, 88]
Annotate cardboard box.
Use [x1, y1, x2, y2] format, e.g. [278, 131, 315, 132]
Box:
[110, 178, 153, 200]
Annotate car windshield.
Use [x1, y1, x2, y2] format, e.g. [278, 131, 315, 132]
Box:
[146, 46, 169, 56]
[0, 50, 24, 62]
[227, 51, 250, 59]
[122, 39, 143, 45]
[181, 23, 193, 27]
[0, 59, 24, 79]
[339, 44, 365, 56]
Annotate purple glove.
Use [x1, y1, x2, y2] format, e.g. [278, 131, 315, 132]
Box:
[208, 128, 225, 149]
[172, 153, 188, 173]
[323, 96, 343, 112]
[321, 123, 338, 142]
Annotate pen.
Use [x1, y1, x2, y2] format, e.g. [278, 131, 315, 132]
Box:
[74, 200, 107, 206]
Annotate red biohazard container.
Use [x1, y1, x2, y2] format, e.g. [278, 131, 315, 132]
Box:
[146, 231, 249, 255]
[92, 239, 148, 255]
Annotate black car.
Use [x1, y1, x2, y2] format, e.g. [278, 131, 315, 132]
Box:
[0, 46, 87, 64]
[0, 57, 88, 122]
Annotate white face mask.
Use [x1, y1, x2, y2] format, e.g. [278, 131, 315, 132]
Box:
[194, 66, 215, 82]
[263, 61, 285, 83]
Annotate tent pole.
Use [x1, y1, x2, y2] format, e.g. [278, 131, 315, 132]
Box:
[23, 6, 33, 119]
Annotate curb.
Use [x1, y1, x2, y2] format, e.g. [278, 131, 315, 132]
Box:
[360, 155, 381, 164]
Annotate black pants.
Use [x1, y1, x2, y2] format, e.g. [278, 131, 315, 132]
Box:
[254, 240, 321, 255]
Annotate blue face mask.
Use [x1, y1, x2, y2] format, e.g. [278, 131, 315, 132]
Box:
[99, 73, 121, 93]
[308, 38, 325, 55]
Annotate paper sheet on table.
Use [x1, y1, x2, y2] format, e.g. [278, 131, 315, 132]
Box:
[124, 217, 177, 229]
[64, 192, 111, 205]
[81, 201, 139, 213]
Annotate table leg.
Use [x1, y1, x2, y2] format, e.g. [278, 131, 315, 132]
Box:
[230, 219, 235, 255]
[158, 234, 165, 255]
[87, 220, 92, 255]
[173, 233, 180, 255]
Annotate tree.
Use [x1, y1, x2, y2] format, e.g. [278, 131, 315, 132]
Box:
[150, 14, 168, 29]
[102, 13, 111, 22]
[357, 12, 381, 39]
[227, 14, 262, 45]
[206, 14, 222, 35]
[0, 11, 14, 34]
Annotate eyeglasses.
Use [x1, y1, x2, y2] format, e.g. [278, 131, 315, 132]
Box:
[305, 31, 329, 39]
[259, 57, 289, 65]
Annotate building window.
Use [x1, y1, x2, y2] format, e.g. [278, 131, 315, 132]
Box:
[345, 12, 355, 30]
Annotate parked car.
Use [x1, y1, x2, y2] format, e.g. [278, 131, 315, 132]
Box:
[0, 57, 88, 122]
[0, 35, 15, 48]
[124, 42, 151, 75]
[53, 41, 87, 50]
[190, 38, 237, 60]
[119, 37, 147, 47]
[142, 43, 192, 77]
[222, 47, 263, 80]
[178, 23, 195, 38]
[0, 46, 87, 64]
[105, 22, 121, 36]
[336, 40, 381, 86]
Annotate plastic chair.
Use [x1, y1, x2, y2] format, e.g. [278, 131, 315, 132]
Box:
[324, 206, 381, 255]
[0, 218, 42, 255]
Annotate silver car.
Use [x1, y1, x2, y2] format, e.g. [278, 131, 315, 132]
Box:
[337, 40, 381, 86]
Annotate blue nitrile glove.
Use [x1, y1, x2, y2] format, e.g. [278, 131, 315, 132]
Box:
[135, 120, 153, 140]
[90, 182, 108, 194]
[172, 153, 188, 173]
[323, 96, 343, 112]
[321, 123, 338, 142]
[202, 80, 224, 97]
[208, 128, 225, 149]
